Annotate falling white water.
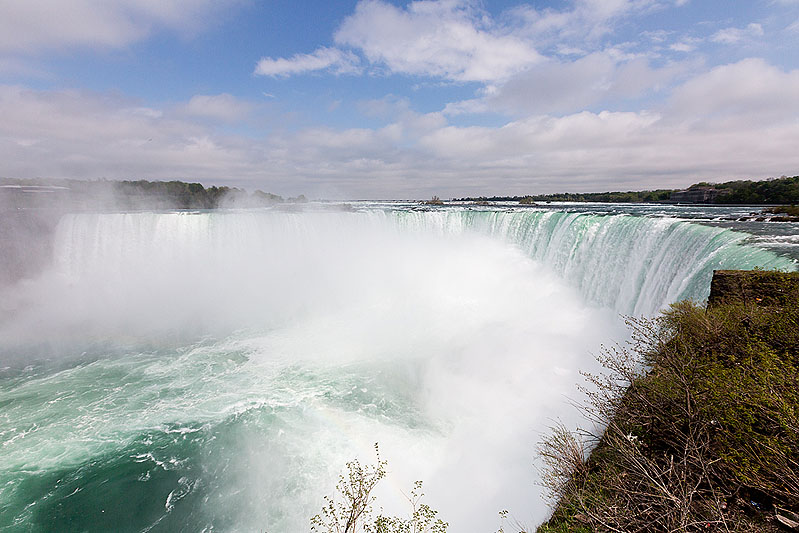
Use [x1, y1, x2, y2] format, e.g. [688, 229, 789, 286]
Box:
[384, 209, 795, 315]
[0, 208, 793, 531]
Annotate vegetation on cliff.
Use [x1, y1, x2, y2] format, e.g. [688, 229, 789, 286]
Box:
[538, 270, 799, 532]
[699, 175, 799, 205]
[106, 179, 253, 208]
[1, 177, 294, 209]
[517, 190, 674, 204]
[454, 175, 799, 205]
[455, 190, 674, 204]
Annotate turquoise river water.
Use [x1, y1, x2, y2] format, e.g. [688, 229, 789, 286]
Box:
[1, 203, 796, 532]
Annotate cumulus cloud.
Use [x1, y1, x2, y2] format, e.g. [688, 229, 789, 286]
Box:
[0, 0, 235, 54]
[669, 40, 697, 52]
[0, 86, 255, 183]
[445, 53, 696, 116]
[507, 0, 659, 48]
[419, 111, 662, 162]
[251, 0, 709, 97]
[667, 58, 799, 124]
[3, 0, 797, 200]
[710, 23, 764, 44]
[253, 0, 694, 114]
[3, 57, 799, 200]
[269, 102, 797, 197]
[333, 0, 542, 82]
[254, 47, 361, 77]
[257, 0, 655, 84]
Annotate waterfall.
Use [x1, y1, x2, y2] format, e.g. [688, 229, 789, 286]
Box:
[386, 209, 795, 314]
[51, 209, 794, 319]
[0, 207, 793, 531]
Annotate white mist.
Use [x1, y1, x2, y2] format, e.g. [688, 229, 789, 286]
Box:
[6, 207, 787, 530]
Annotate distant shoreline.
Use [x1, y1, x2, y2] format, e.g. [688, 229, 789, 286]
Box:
[454, 174, 799, 205]
[3, 175, 798, 207]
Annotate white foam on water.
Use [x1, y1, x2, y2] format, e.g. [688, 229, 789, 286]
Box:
[0, 208, 793, 530]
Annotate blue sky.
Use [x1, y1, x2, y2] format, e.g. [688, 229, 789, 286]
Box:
[1, 0, 798, 199]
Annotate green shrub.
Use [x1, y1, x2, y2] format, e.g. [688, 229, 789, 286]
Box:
[538, 279, 799, 532]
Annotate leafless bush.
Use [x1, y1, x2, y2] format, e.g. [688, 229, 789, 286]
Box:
[538, 299, 799, 533]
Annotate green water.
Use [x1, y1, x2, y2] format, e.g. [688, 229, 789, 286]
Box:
[1, 206, 794, 531]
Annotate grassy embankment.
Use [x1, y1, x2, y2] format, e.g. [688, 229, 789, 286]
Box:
[538, 270, 799, 532]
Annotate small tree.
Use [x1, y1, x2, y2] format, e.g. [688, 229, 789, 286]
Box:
[311, 444, 447, 533]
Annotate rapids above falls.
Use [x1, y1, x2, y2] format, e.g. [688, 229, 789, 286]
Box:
[0, 206, 795, 531]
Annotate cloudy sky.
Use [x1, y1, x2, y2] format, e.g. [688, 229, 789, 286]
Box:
[1, 0, 798, 199]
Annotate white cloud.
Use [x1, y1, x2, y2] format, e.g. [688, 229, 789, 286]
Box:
[276, 102, 798, 197]
[254, 0, 672, 86]
[254, 47, 361, 77]
[180, 94, 253, 122]
[0, 0, 235, 54]
[2, 58, 799, 199]
[0, 86, 253, 182]
[333, 0, 542, 82]
[669, 41, 696, 52]
[445, 52, 696, 116]
[508, 0, 658, 48]
[668, 58, 799, 124]
[2, 1, 797, 199]
[419, 111, 662, 162]
[487, 53, 619, 114]
[710, 23, 764, 44]
[642, 29, 671, 43]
